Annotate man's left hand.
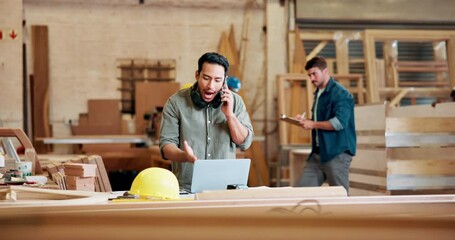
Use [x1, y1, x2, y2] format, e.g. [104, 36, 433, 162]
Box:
[221, 87, 234, 117]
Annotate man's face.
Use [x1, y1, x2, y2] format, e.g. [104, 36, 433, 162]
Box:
[307, 66, 328, 89]
[195, 62, 226, 102]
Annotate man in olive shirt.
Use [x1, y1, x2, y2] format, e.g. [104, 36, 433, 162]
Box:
[159, 52, 254, 191]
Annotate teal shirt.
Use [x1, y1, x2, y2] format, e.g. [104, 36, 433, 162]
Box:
[159, 87, 254, 190]
[311, 77, 356, 163]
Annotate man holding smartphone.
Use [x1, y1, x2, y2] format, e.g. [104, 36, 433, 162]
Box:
[159, 52, 254, 191]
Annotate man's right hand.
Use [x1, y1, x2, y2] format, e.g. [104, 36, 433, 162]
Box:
[183, 140, 197, 163]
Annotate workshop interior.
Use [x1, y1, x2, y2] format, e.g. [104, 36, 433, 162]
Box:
[0, 1, 455, 238]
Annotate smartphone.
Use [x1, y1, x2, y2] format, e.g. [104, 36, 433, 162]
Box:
[221, 78, 227, 104]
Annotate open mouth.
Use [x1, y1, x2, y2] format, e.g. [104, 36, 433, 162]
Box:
[202, 91, 216, 101]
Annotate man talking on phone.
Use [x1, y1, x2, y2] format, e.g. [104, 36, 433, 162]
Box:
[159, 52, 254, 191]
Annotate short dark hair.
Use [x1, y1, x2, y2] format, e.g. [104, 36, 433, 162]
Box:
[305, 56, 327, 71]
[197, 52, 229, 76]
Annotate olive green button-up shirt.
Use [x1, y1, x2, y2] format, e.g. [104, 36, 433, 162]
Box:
[159, 87, 254, 190]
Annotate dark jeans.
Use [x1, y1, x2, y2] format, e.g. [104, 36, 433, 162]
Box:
[297, 151, 352, 194]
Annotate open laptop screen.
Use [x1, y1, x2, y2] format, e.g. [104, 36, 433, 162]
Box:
[190, 159, 251, 193]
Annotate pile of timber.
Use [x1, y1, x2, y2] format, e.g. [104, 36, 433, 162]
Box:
[44, 155, 111, 192]
[64, 163, 97, 191]
[351, 102, 455, 195]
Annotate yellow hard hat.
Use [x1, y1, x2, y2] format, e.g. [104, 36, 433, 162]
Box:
[129, 167, 179, 200]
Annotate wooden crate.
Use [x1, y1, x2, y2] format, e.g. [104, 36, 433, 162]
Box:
[351, 102, 455, 195]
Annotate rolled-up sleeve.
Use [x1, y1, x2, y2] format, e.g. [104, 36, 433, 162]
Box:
[233, 94, 254, 150]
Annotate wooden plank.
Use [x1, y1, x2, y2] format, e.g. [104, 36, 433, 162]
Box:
[88, 99, 121, 128]
[433, 42, 448, 83]
[245, 140, 269, 187]
[276, 74, 313, 145]
[289, 81, 302, 143]
[356, 137, 385, 147]
[31, 25, 51, 153]
[2, 192, 455, 213]
[0, 185, 107, 202]
[350, 187, 388, 196]
[446, 36, 455, 88]
[351, 148, 387, 172]
[306, 40, 327, 61]
[388, 102, 455, 118]
[350, 173, 386, 188]
[388, 88, 409, 107]
[227, 24, 240, 78]
[387, 147, 455, 160]
[195, 186, 347, 200]
[383, 41, 398, 88]
[276, 76, 288, 144]
[387, 148, 455, 181]
[363, 31, 380, 103]
[300, 30, 362, 41]
[387, 175, 455, 190]
[335, 36, 349, 74]
[239, 0, 253, 80]
[2, 207, 455, 239]
[355, 104, 386, 131]
[386, 134, 455, 147]
[289, 148, 311, 186]
[386, 117, 455, 133]
[380, 87, 452, 99]
[388, 159, 455, 175]
[349, 181, 387, 193]
[292, 27, 306, 73]
[228, 24, 239, 66]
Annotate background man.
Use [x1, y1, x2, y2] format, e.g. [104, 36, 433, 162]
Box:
[296, 56, 356, 193]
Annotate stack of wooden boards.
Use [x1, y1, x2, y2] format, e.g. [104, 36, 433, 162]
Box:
[64, 163, 97, 191]
[351, 101, 455, 195]
[44, 155, 111, 192]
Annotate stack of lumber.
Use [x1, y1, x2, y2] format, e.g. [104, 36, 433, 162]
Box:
[43, 155, 111, 192]
[350, 102, 455, 195]
[385, 102, 455, 193]
[350, 103, 387, 195]
[64, 163, 97, 191]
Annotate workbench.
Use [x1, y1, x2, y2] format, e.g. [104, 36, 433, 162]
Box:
[0, 186, 454, 239]
[38, 135, 149, 145]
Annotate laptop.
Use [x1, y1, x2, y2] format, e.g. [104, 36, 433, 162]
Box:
[190, 159, 251, 194]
